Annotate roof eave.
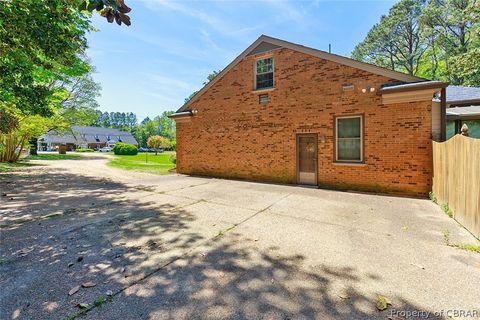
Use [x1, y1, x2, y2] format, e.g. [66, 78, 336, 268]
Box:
[169, 111, 193, 118]
[378, 81, 448, 94]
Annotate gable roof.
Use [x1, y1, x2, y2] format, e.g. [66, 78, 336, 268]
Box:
[176, 34, 425, 113]
[39, 126, 138, 145]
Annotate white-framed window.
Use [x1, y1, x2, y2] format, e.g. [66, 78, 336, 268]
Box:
[335, 115, 363, 162]
[255, 57, 274, 90]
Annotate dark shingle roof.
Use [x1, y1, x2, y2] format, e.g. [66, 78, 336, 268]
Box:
[445, 86, 480, 104]
[40, 126, 138, 145]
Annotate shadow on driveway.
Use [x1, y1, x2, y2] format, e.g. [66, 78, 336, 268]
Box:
[0, 167, 449, 319]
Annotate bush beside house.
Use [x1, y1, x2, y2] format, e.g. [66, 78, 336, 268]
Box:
[113, 143, 138, 155]
[76, 148, 95, 152]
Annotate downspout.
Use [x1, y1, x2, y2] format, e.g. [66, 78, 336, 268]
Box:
[454, 120, 461, 135]
[440, 87, 446, 142]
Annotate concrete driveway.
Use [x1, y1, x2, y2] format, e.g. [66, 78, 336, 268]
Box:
[1, 155, 479, 320]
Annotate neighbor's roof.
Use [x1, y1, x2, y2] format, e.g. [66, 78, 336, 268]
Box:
[39, 126, 138, 145]
[175, 34, 425, 113]
[446, 105, 480, 120]
[40, 131, 78, 144]
[443, 85, 480, 105]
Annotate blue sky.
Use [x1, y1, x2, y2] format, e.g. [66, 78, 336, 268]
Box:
[86, 0, 396, 120]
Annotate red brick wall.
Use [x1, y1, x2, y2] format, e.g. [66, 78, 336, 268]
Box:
[175, 48, 433, 196]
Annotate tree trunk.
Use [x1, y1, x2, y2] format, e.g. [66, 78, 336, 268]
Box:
[29, 137, 38, 156]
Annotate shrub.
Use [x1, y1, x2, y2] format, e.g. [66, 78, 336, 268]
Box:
[113, 143, 138, 155]
[170, 153, 176, 164]
[76, 148, 94, 152]
[441, 203, 453, 218]
[428, 192, 437, 204]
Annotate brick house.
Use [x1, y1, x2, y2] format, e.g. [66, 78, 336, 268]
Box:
[170, 35, 448, 196]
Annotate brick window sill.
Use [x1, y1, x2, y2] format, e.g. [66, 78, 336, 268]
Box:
[252, 87, 276, 93]
[332, 162, 366, 167]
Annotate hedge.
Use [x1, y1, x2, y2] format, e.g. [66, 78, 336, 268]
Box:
[76, 148, 94, 152]
[113, 142, 138, 155]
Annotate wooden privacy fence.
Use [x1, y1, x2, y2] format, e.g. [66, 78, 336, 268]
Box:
[432, 134, 480, 239]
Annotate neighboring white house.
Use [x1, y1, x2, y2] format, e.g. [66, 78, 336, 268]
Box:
[38, 126, 138, 151]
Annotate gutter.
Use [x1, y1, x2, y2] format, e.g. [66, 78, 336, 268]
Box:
[378, 80, 448, 94]
[169, 110, 194, 119]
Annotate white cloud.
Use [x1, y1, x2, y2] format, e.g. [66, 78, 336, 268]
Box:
[141, 0, 261, 40]
[148, 73, 195, 91]
[261, 0, 308, 25]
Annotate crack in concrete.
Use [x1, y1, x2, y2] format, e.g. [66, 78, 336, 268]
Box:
[66, 192, 293, 319]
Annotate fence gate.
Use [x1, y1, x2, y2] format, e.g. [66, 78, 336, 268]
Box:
[432, 135, 480, 239]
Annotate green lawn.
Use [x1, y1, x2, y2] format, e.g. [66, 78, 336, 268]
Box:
[26, 153, 83, 161]
[107, 152, 175, 174]
[0, 162, 39, 173]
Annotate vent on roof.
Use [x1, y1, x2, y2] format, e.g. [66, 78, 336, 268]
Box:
[259, 94, 269, 105]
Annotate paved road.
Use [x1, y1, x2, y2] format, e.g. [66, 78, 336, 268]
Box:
[1, 154, 479, 319]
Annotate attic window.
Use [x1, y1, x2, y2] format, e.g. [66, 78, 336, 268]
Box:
[259, 94, 269, 104]
[255, 57, 274, 90]
[95, 134, 100, 142]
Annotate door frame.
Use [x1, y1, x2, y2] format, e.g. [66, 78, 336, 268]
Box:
[295, 133, 318, 185]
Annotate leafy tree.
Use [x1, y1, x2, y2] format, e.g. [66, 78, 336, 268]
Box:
[352, 0, 479, 85]
[147, 135, 170, 155]
[78, 0, 132, 26]
[0, 0, 93, 160]
[0, 114, 60, 162]
[449, 48, 480, 86]
[55, 63, 102, 126]
[131, 112, 176, 147]
[205, 70, 221, 84]
[352, 0, 427, 76]
[0, 0, 135, 161]
[421, 0, 479, 83]
[0, 0, 92, 117]
[185, 70, 221, 103]
[92, 111, 138, 131]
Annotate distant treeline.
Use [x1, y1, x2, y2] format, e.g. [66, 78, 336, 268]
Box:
[90, 111, 175, 147]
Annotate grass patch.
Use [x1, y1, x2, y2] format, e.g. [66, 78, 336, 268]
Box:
[428, 191, 437, 204]
[453, 243, 480, 253]
[0, 161, 39, 172]
[107, 152, 175, 175]
[442, 229, 479, 253]
[26, 153, 83, 161]
[216, 224, 238, 238]
[441, 203, 453, 218]
[93, 297, 107, 307]
[442, 229, 451, 245]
